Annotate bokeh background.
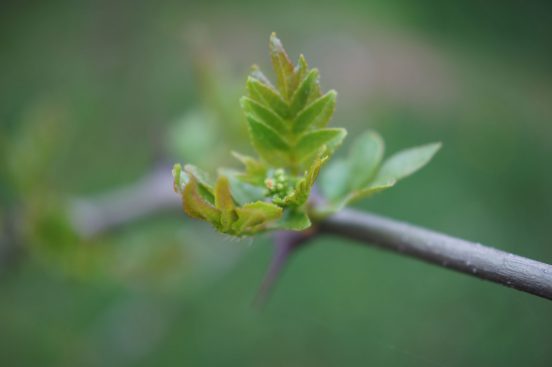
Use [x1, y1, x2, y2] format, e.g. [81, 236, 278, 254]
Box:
[1, 0, 552, 366]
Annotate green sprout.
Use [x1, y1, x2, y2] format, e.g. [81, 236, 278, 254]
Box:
[173, 33, 441, 236]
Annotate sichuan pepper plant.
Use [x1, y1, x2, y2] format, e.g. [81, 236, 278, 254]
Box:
[172, 33, 441, 237]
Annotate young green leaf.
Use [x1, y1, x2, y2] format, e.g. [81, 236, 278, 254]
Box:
[283, 152, 327, 207]
[321, 179, 396, 214]
[247, 116, 290, 166]
[289, 69, 320, 116]
[295, 128, 346, 163]
[231, 151, 267, 186]
[226, 174, 266, 205]
[316, 133, 440, 217]
[243, 34, 340, 174]
[214, 176, 236, 230]
[293, 90, 336, 133]
[373, 142, 441, 184]
[345, 179, 396, 205]
[294, 54, 309, 85]
[269, 32, 296, 100]
[246, 77, 289, 118]
[184, 164, 215, 204]
[250, 65, 274, 87]
[172, 163, 188, 193]
[319, 158, 350, 201]
[182, 174, 220, 223]
[276, 209, 311, 231]
[348, 130, 384, 190]
[184, 164, 214, 188]
[232, 201, 283, 235]
[241, 97, 288, 135]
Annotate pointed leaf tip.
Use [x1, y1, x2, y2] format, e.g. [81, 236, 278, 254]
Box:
[172, 163, 186, 193]
[269, 33, 295, 100]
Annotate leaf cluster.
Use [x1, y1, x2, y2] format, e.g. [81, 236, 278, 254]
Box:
[172, 34, 440, 236]
[318, 131, 441, 215]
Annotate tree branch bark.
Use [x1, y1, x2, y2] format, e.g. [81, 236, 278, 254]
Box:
[320, 209, 552, 300]
[68, 169, 552, 301]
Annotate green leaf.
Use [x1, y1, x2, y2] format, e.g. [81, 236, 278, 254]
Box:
[232, 201, 283, 235]
[319, 158, 350, 201]
[289, 69, 319, 116]
[226, 173, 266, 205]
[247, 116, 290, 166]
[249, 65, 273, 87]
[373, 142, 441, 184]
[214, 176, 236, 231]
[172, 163, 188, 193]
[316, 134, 441, 216]
[240, 97, 287, 135]
[317, 131, 384, 204]
[269, 32, 295, 100]
[319, 179, 396, 215]
[294, 54, 309, 89]
[275, 208, 311, 231]
[184, 164, 213, 188]
[182, 175, 220, 223]
[184, 164, 214, 204]
[283, 153, 327, 206]
[345, 179, 396, 205]
[246, 77, 289, 118]
[214, 176, 234, 211]
[348, 130, 384, 190]
[295, 128, 346, 163]
[293, 90, 336, 133]
[231, 151, 267, 186]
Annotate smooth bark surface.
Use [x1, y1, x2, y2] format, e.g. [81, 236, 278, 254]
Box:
[320, 209, 552, 300]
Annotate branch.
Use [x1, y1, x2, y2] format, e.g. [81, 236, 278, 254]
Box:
[69, 165, 179, 238]
[68, 170, 552, 301]
[320, 209, 552, 300]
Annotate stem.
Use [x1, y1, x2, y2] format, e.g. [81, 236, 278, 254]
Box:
[320, 209, 552, 300]
[69, 165, 178, 238]
[68, 169, 552, 301]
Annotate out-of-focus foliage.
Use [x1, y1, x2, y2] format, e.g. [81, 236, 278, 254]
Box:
[0, 45, 247, 290]
[167, 35, 246, 170]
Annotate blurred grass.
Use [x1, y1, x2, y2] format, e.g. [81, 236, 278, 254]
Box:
[1, 1, 551, 366]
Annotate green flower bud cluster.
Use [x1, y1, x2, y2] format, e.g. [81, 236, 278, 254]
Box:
[264, 169, 297, 205]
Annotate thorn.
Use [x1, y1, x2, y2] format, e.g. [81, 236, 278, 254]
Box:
[252, 227, 318, 309]
[253, 239, 292, 309]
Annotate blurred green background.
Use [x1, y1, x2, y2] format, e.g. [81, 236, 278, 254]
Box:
[1, 0, 551, 366]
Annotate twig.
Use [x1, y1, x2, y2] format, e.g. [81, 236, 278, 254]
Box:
[253, 229, 316, 307]
[69, 165, 179, 238]
[320, 209, 552, 300]
[69, 170, 552, 301]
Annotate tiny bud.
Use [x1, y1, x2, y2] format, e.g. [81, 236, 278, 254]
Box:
[265, 178, 275, 190]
